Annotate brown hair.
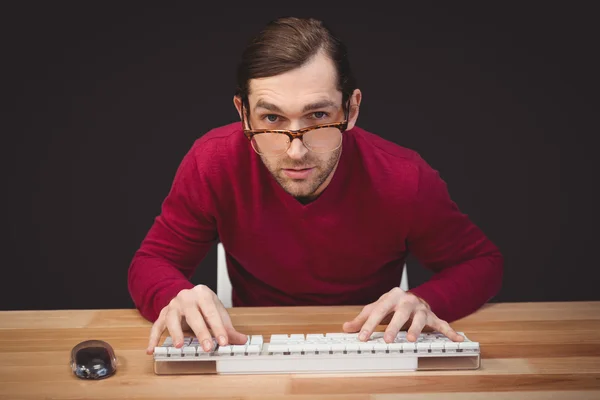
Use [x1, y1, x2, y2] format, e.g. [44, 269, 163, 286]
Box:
[235, 17, 357, 114]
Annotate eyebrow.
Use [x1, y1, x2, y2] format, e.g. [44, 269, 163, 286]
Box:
[254, 99, 338, 113]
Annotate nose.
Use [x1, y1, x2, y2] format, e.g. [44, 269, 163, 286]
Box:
[286, 138, 308, 160]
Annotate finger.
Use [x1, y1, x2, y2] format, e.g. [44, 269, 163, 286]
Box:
[342, 304, 373, 333]
[182, 305, 214, 351]
[358, 301, 394, 341]
[216, 304, 248, 345]
[407, 309, 428, 342]
[165, 306, 185, 348]
[146, 313, 166, 354]
[434, 318, 464, 342]
[383, 307, 412, 343]
[199, 300, 230, 347]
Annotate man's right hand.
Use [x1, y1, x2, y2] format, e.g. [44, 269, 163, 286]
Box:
[146, 284, 248, 354]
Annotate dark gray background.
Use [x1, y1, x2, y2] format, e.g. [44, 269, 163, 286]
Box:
[2, 3, 597, 310]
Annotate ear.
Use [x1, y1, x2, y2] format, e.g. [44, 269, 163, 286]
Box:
[345, 88, 362, 131]
[233, 95, 243, 120]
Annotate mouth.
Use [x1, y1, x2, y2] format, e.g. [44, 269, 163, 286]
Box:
[282, 167, 315, 179]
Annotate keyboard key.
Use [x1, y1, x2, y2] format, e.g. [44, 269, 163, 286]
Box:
[154, 347, 168, 356]
[430, 342, 445, 352]
[417, 342, 430, 352]
[168, 347, 182, 356]
[197, 347, 213, 356]
[306, 333, 325, 341]
[268, 344, 288, 353]
[303, 343, 317, 354]
[459, 342, 479, 351]
[315, 343, 331, 353]
[331, 343, 345, 353]
[358, 342, 374, 352]
[345, 343, 360, 353]
[250, 335, 263, 346]
[444, 342, 459, 352]
[388, 343, 403, 352]
[402, 342, 416, 352]
[288, 344, 303, 354]
[246, 344, 261, 354]
[182, 346, 197, 356]
[373, 343, 388, 353]
[271, 333, 290, 341]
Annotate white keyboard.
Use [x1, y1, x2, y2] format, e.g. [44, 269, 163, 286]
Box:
[153, 331, 480, 375]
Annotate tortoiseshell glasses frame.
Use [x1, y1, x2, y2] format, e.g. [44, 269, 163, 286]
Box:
[241, 99, 350, 156]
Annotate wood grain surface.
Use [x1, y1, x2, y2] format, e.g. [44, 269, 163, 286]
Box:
[0, 301, 599, 399]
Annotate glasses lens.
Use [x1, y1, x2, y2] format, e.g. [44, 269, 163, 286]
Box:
[251, 132, 290, 156]
[303, 127, 342, 153]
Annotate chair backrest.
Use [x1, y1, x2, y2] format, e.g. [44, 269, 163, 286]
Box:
[216, 242, 233, 308]
[216, 242, 409, 308]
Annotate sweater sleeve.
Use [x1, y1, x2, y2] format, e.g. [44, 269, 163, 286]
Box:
[406, 157, 503, 323]
[127, 144, 218, 322]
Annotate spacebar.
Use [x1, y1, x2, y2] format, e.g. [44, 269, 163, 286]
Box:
[216, 355, 418, 374]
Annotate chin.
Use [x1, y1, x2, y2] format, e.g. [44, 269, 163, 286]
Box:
[281, 180, 316, 198]
[286, 185, 314, 198]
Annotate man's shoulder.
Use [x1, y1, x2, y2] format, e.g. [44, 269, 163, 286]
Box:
[189, 121, 244, 155]
[348, 126, 445, 202]
[173, 122, 247, 182]
[350, 126, 429, 172]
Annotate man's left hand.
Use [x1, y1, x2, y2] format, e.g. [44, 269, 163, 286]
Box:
[342, 287, 465, 343]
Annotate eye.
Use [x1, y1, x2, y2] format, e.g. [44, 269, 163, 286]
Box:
[262, 114, 279, 123]
[312, 111, 329, 119]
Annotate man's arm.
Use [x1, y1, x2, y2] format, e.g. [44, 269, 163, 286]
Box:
[128, 144, 217, 322]
[406, 156, 503, 323]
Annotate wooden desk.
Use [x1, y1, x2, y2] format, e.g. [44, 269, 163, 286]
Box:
[1, 301, 599, 399]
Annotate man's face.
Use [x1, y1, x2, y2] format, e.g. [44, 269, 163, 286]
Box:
[239, 52, 348, 203]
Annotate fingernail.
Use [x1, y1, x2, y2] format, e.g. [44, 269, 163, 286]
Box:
[218, 336, 226, 345]
[359, 331, 368, 340]
[203, 339, 212, 351]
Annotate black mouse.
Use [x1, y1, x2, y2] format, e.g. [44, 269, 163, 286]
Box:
[70, 340, 117, 379]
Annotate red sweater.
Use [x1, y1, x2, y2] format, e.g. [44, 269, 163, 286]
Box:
[128, 122, 503, 323]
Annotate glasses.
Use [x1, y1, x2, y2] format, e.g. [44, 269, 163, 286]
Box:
[241, 100, 350, 157]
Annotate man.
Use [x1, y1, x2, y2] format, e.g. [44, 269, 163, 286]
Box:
[128, 17, 503, 355]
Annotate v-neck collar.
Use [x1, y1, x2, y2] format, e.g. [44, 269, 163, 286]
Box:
[265, 131, 353, 215]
